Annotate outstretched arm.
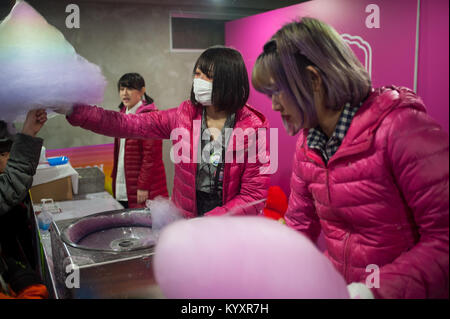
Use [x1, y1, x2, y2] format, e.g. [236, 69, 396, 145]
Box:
[66, 104, 178, 140]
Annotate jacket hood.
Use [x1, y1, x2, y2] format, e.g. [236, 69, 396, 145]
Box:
[235, 103, 269, 130]
[136, 102, 157, 114]
[299, 86, 427, 165]
[120, 102, 157, 114]
[345, 86, 426, 145]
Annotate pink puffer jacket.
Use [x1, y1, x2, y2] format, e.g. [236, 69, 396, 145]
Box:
[285, 86, 449, 299]
[67, 100, 271, 218]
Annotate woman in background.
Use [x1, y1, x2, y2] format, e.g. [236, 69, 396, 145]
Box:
[252, 17, 448, 299]
[112, 73, 168, 208]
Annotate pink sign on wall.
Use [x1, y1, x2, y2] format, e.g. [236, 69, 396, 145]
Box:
[417, 0, 449, 134]
[226, 0, 421, 195]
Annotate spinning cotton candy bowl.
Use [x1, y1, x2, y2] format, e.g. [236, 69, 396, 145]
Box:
[154, 216, 350, 299]
[50, 208, 164, 299]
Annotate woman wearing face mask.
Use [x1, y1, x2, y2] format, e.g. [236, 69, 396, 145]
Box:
[59, 46, 270, 217]
[112, 73, 168, 209]
[252, 17, 448, 299]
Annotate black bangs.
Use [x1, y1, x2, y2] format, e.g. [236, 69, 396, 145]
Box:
[194, 55, 215, 79]
[117, 73, 146, 91]
[190, 46, 249, 114]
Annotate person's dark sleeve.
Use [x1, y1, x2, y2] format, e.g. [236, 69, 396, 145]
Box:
[0, 134, 43, 215]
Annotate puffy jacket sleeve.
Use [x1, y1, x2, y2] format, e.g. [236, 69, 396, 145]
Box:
[67, 104, 178, 140]
[370, 107, 449, 299]
[0, 134, 42, 215]
[284, 134, 321, 243]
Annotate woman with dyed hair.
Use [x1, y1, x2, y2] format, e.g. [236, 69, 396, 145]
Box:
[252, 17, 449, 299]
[58, 46, 270, 217]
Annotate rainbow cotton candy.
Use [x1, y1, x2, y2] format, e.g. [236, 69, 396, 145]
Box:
[0, 1, 107, 122]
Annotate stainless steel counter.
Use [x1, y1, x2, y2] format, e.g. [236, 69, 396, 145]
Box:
[34, 192, 124, 298]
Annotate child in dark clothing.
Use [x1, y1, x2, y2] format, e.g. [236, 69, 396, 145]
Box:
[0, 109, 49, 299]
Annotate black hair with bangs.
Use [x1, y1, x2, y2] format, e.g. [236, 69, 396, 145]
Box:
[190, 46, 249, 114]
[117, 73, 154, 109]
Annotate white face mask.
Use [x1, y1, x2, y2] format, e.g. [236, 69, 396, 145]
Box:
[193, 78, 213, 106]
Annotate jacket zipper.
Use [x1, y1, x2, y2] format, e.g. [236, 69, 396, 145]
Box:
[302, 142, 326, 168]
[325, 169, 331, 204]
[343, 232, 351, 282]
[306, 138, 359, 280]
[192, 124, 198, 215]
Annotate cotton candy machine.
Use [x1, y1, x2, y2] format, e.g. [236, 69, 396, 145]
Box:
[50, 208, 164, 299]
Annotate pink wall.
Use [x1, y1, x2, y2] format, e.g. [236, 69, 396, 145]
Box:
[226, 0, 448, 195]
[417, 0, 449, 132]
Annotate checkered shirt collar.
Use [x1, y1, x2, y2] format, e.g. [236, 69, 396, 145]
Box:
[307, 102, 359, 163]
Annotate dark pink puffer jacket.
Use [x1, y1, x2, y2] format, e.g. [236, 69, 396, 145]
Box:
[67, 100, 271, 218]
[285, 86, 449, 299]
[111, 102, 168, 208]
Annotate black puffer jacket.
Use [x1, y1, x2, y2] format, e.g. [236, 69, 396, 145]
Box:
[0, 130, 43, 269]
[0, 133, 42, 214]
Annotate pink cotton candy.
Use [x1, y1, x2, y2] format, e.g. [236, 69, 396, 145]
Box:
[154, 216, 349, 299]
[0, 1, 107, 122]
